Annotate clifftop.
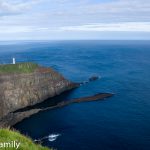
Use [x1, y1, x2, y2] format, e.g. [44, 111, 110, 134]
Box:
[0, 62, 38, 74]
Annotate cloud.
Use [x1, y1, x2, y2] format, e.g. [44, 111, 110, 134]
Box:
[73, 0, 150, 22]
[1, 22, 150, 34]
[0, 0, 150, 40]
[60, 22, 150, 32]
[0, 0, 41, 16]
[0, 25, 49, 33]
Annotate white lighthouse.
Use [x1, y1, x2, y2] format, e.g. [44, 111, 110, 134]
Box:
[12, 58, 16, 64]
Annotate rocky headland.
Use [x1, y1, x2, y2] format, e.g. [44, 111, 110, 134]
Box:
[0, 63, 113, 127]
[0, 63, 77, 123]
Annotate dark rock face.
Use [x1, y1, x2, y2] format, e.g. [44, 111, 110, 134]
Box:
[0, 93, 113, 127]
[0, 67, 77, 119]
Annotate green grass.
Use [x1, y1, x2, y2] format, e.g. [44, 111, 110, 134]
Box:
[0, 63, 38, 74]
[0, 128, 51, 150]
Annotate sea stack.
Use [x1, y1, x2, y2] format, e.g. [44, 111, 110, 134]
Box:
[0, 63, 77, 120]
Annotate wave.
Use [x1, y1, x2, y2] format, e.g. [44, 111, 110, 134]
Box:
[48, 134, 61, 142]
[34, 133, 61, 142]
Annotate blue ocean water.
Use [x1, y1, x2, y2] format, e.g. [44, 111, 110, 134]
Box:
[0, 40, 150, 150]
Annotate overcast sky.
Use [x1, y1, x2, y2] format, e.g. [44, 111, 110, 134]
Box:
[0, 0, 150, 40]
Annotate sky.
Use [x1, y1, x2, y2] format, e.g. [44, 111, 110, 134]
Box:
[0, 0, 150, 40]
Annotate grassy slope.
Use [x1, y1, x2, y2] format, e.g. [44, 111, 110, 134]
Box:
[0, 129, 51, 150]
[0, 63, 38, 74]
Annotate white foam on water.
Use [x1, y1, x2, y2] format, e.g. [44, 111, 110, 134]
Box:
[34, 133, 61, 142]
[48, 134, 61, 142]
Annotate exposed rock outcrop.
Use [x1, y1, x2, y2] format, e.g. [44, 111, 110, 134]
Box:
[0, 66, 77, 120]
[89, 75, 100, 82]
[0, 93, 113, 127]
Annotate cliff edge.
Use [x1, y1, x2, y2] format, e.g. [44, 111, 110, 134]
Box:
[0, 63, 77, 119]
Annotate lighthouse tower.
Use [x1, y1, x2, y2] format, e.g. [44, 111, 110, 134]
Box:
[13, 58, 16, 64]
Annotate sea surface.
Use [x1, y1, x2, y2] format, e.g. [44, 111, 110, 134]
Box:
[0, 40, 150, 150]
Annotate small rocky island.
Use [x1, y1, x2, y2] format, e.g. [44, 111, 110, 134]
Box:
[0, 62, 113, 127]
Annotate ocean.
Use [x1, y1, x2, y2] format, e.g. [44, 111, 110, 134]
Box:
[0, 40, 150, 150]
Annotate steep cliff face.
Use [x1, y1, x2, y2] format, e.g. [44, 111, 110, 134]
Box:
[0, 67, 76, 119]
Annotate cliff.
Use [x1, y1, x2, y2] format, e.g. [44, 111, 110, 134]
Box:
[0, 63, 77, 120]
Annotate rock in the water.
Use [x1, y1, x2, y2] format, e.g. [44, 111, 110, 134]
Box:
[89, 75, 100, 82]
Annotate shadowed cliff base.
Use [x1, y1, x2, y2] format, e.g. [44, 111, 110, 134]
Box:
[0, 92, 113, 128]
